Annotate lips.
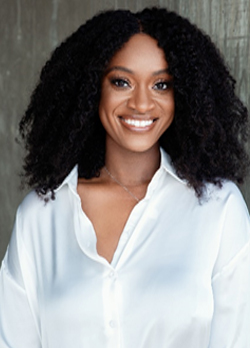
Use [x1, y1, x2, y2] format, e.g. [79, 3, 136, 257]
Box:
[119, 116, 157, 129]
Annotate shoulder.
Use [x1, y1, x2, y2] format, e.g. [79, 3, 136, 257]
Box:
[17, 190, 55, 225]
[17, 164, 79, 219]
[204, 181, 250, 242]
[207, 181, 250, 275]
[18, 184, 71, 215]
[5, 185, 75, 269]
[205, 180, 249, 216]
[18, 190, 46, 213]
[15, 185, 73, 242]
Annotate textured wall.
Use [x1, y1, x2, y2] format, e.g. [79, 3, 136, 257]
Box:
[0, 0, 250, 260]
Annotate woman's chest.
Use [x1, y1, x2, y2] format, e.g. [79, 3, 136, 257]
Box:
[39, 217, 216, 347]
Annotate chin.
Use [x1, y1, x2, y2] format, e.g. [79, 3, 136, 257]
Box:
[120, 140, 160, 154]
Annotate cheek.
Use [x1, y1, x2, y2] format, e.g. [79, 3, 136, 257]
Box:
[98, 94, 117, 132]
[99, 91, 111, 127]
[98, 88, 125, 125]
[99, 87, 115, 114]
[99, 90, 109, 115]
[162, 96, 175, 120]
[158, 98, 175, 134]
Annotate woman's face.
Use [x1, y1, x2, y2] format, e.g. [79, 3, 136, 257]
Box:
[99, 33, 175, 154]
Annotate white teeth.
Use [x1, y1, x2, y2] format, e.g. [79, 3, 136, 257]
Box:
[123, 119, 154, 127]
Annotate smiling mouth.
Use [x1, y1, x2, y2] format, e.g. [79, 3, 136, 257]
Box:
[119, 117, 157, 128]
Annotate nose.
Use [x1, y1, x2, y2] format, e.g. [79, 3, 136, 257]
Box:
[127, 86, 155, 113]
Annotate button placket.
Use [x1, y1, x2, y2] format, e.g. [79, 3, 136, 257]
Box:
[109, 271, 114, 278]
[102, 268, 120, 346]
[122, 231, 130, 241]
[109, 320, 116, 328]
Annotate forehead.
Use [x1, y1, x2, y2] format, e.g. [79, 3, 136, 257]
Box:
[107, 33, 168, 72]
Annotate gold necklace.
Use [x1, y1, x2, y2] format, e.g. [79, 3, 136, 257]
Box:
[104, 166, 140, 203]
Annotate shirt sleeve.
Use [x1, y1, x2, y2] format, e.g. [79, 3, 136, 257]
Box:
[208, 187, 250, 347]
[0, 209, 41, 348]
[208, 243, 250, 347]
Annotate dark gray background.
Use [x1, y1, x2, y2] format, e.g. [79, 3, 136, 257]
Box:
[1, 0, 250, 261]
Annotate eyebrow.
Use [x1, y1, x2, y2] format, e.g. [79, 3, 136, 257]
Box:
[105, 66, 170, 76]
[152, 68, 170, 76]
[105, 66, 134, 74]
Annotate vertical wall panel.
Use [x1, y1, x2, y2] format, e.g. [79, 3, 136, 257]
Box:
[0, 0, 249, 260]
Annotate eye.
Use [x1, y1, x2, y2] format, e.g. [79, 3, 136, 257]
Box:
[153, 81, 170, 91]
[111, 78, 130, 88]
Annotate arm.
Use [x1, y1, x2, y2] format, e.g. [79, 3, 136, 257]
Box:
[208, 186, 250, 347]
[0, 210, 41, 348]
[208, 242, 250, 347]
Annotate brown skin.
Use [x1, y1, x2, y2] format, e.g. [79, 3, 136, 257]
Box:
[77, 34, 175, 263]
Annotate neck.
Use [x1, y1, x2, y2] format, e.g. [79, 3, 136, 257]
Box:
[104, 140, 161, 186]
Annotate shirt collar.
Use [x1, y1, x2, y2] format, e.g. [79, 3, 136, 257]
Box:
[160, 148, 185, 184]
[55, 148, 185, 192]
[54, 165, 78, 193]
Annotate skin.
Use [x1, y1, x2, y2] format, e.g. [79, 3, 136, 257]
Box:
[77, 34, 175, 263]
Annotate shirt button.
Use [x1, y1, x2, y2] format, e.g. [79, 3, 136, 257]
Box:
[109, 271, 116, 280]
[109, 320, 115, 328]
[109, 271, 114, 278]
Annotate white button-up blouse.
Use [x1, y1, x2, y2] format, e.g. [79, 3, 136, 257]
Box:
[1, 149, 250, 348]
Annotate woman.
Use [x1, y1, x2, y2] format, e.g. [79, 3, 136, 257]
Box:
[0, 7, 249, 348]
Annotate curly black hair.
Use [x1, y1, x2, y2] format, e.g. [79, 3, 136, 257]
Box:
[19, 7, 249, 198]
